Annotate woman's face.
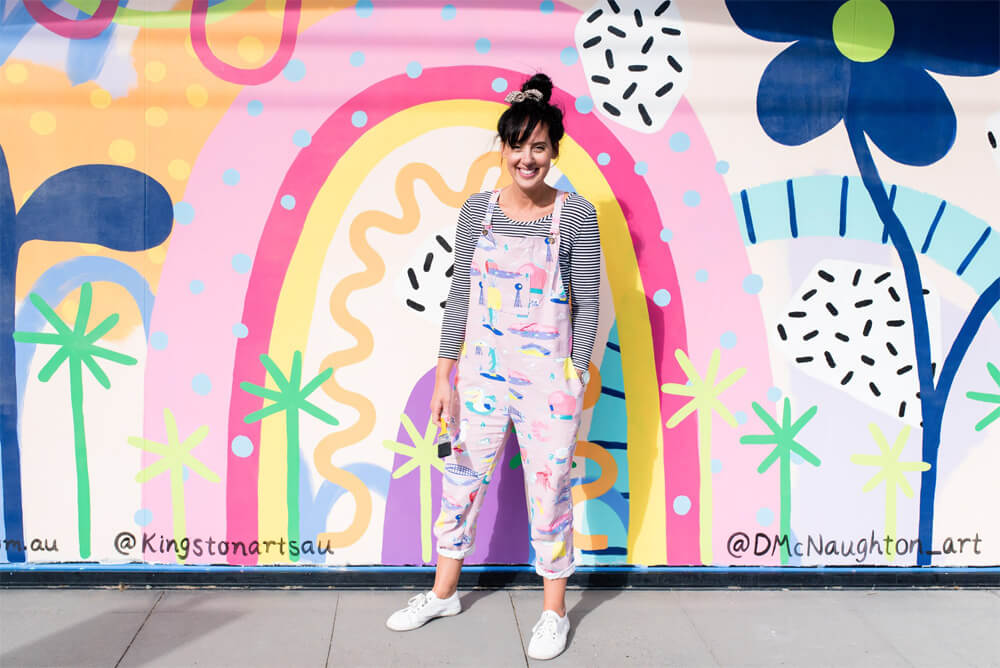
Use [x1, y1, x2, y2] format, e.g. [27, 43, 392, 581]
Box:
[502, 123, 557, 193]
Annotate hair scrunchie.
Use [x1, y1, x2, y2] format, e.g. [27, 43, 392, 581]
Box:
[504, 88, 544, 104]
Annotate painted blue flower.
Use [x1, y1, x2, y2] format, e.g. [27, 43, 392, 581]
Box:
[725, 0, 999, 165]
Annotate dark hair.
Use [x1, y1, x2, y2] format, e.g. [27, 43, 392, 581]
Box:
[497, 73, 565, 155]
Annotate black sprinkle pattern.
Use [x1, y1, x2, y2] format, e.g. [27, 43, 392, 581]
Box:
[445, 263, 454, 278]
[896, 364, 913, 375]
[886, 341, 897, 356]
[863, 320, 873, 336]
[641, 36, 654, 54]
[869, 382, 881, 397]
[655, 82, 674, 97]
[888, 286, 900, 302]
[583, 36, 602, 48]
[854, 299, 873, 308]
[818, 270, 835, 282]
[875, 271, 891, 284]
[587, 8, 603, 22]
[638, 103, 652, 126]
[654, 0, 670, 16]
[886, 319, 905, 327]
[852, 269, 862, 286]
[802, 289, 817, 301]
[803, 329, 819, 341]
[788, 311, 806, 318]
[667, 55, 683, 72]
[841, 371, 854, 385]
[622, 82, 638, 99]
[662, 27, 681, 35]
[898, 401, 907, 417]
[439, 300, 447, 309]
[406, 299, 425, 312]
[605, 49, 614, 68]
[602, 102, 621, 116]
[628, 64, 648, 72]
[423, 252, 433, 271]
[825, 351, 836, 368]
[607, 0, 620, 13]
[835, 332, 850, 342]
[989, 130, 997, 150]
[608, 25, 627, 38]
[633, 8, 643, 27]
[591, 75, 611, 84]
[861, 355, 875, 366]
[407, 268, 419, 290]
[435, 234, 452, 252]
[777, 324, 787, 340]
[796, 356, 814, 363]
[826, 302, 839, 316]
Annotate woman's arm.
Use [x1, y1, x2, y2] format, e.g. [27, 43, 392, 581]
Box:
[437, 197, 480, 361]
[568, 198, 602, 374]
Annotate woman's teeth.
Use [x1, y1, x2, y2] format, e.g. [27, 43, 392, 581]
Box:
[518, 167, 538, 177]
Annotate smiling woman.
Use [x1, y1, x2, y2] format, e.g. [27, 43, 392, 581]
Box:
[385, 72, 602, 661]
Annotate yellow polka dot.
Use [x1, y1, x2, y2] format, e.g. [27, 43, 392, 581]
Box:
[145, 106, 168, 127]
[90, 88, 112, 109]
[30, 111, 56, 136]
[167, 159, 191, 181]
[238, 36, 264, 64]
[145, 61, 166, 83]
[5, 63, 28, 84]
[108, 139, 136, 164]
[186, 84, 208, 108]
[147, 245, 168, 265]
[265, 0, 283, 17]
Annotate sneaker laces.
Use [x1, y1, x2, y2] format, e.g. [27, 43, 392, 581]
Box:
[532, 612, 559, 640]
[405, 592, 431, 613]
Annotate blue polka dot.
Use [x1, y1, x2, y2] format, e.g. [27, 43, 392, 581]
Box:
[232, 323, 249, 339]
[441, 3, 456, 19]
[767, 386, 782, 402]
[475, 38, 491, 53]
[597, 152, 611, 165]
[711, 459, 723, 474]
[189, 279, 204, 295]
[223, 168, 240, 186]
[134, 509, 153, 526]
[757, 507, 774, 527]
[351, 111, 368, 128]
[575, 96, 594, 114]
[150, 331, 168, 350]
[174, 201, 194, 225]
[281, 194, 297, 210]
[232, 435, 254, 457]
[192, 373, 212, 396]
[355, 0, 373, 18]
[716, 160, 730, 174]
[560, 46, 578, 65]
[634, 161, 649, 176]
[653, 289, 671, 307]
[539, 0, 554, 12]
[673, 495, 692, 516]
[791, 451, 805, 465]
[491, 77, 508, 92]
[247, 100, 263, 117]
[349, 51, 365, 67]
[683, 190, 701, 206]
[720, 331, 738, 349]
[669, 132, 690, 152]
[282, 58, 306, 82]
[659, 228, 673, 243]
[735, 410, 748, 425]
[182, 466, 190, 482]
[292, 129, 312, 148]
[695, 269, 709, 282]
[406, 61, 422, 78]
[743, 273, 764, 295]
[231, 253, 252, 274]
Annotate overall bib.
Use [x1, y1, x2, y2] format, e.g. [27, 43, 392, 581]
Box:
[435, 189, 584, 579]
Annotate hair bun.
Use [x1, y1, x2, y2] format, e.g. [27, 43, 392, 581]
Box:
[522, 73, 553, 104]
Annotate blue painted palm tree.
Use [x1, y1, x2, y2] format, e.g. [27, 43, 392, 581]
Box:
[0, 145, 173, 561]
[725, 0, 1000, 565]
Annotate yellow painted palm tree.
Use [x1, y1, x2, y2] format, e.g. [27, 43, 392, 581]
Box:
[661, 348, 746, 565]
[851, 423, 930, 562]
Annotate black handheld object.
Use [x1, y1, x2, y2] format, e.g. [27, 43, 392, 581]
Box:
[436, 420, 452, 458]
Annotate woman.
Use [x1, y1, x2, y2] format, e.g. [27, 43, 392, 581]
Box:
[386, 73, 601, 661]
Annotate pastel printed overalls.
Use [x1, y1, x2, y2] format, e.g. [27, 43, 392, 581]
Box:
[435, 190, 584, 579]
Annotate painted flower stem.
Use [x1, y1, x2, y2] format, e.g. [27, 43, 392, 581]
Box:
[846, 120, 1000, 564]
[697, 410, 713, 564]
[69, 359, 91, 559]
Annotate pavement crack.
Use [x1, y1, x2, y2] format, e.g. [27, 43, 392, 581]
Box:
[509, 592, 530, 667]
[114, 590, 163, 668]
[324, 592, 340, 668]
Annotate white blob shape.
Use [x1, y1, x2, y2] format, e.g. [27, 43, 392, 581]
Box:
[575, 0, 691, 133]
[774, 260, 941, 427]
[394, 227, 456, 325]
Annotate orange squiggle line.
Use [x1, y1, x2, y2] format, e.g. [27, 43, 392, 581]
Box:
[315, 152, 506, 548]
[572, 440, 618, 551]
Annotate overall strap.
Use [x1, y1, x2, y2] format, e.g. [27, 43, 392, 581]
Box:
[483, 189, 501, 233]
[549, 191, 568, 238]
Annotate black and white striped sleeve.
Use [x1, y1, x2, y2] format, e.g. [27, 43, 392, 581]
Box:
[566, 195, 601, 373]
[437, 194, 485, 360]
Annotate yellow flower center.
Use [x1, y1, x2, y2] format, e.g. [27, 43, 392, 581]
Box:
[833, 0, 895, 63]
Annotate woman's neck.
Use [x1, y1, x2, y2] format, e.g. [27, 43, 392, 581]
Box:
[501, 183, 557, 210]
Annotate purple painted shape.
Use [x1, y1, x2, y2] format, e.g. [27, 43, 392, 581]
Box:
[380, 367, 530, 565]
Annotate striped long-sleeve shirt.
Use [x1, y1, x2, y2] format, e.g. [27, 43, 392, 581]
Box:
[438, 191, 602, 372]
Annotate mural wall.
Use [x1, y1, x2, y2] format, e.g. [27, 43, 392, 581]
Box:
[1, 0, 998, 570]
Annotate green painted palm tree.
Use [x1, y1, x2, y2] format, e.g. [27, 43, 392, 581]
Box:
[740, 398, 820, 565]
[128, 408, 219, 562]
[240, 351, 337, 562]
[966, 362, 1000, 432]
[13, 282, 136, 558]
[661, 348, 746, 565]
[851, 423, 929, 562]
[383, 413, 445, 563]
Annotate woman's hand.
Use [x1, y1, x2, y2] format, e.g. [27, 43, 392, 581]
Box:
[430, 357, 457, 425]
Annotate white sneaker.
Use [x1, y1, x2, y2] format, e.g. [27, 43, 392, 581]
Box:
[385, 591, 461, 631]
[527, 610, 570, 660]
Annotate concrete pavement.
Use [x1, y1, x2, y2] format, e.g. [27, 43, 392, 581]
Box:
[2, 588, 999, 667]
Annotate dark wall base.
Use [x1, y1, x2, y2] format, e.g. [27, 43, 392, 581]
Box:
[3, 566, 999, 589]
